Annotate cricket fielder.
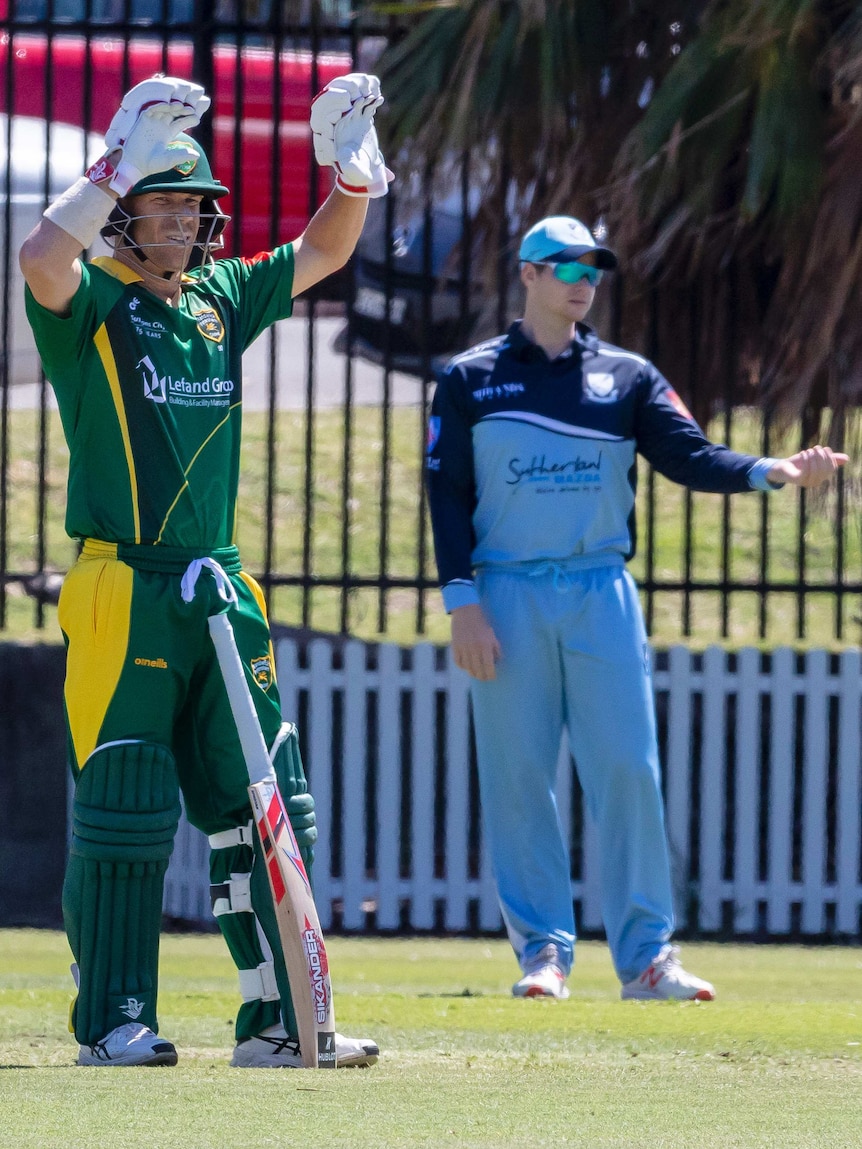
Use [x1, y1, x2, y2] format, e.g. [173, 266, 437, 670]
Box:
[425, 216, 847, 1002]
[19, 72, 390, 1067]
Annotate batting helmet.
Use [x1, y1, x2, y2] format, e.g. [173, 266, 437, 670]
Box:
[101, 136, 231, 258]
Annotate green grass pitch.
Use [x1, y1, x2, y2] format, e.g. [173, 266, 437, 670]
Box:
[0, 929, 860, 1148]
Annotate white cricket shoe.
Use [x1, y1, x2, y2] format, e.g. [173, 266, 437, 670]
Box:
[231, 1024, 379, 1068]
[621, 945, 716, 1001]
[512, 943, 570, 1000]
[77, 1022, 178, 1066]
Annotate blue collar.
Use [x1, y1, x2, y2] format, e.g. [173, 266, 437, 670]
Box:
[505, 320, 599, 362]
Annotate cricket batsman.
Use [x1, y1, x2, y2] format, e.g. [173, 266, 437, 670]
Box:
[19, 72, 389, 1067]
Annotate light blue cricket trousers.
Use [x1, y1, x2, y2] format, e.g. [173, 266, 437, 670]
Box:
[470, 558, 674, 984]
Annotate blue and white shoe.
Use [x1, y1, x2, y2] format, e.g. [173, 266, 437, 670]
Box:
[78, 1022, 178, 1066]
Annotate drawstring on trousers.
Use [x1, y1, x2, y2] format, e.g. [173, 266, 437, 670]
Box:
[180, 557, 239, 606]
[529, 562, 573, 593]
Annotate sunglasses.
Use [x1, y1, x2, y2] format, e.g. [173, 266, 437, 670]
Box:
[536, 261, 604, 287]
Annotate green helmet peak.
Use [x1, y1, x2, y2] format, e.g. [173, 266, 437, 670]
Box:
[127, 135, 230, 199]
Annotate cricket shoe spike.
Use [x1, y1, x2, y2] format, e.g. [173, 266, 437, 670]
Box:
[620, 944, 716, 1001]
[77, 1022, 178, 1066]
[512, 943, 570, 1000]
[231, 1024, 379, 1068]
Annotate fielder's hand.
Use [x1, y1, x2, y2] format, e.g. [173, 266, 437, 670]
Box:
[767, 446, 849, 489]
[100, 76, 211, 197]
[310, 72, 393, 198]
[450, 603, 501, 682]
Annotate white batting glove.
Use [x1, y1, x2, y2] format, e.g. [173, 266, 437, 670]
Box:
[310, 73, 392, 198]
[101, 76, 211, 197]
[104, 76, 210, 151]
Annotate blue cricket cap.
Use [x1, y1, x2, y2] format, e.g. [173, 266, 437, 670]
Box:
[519, 216, 618, 270]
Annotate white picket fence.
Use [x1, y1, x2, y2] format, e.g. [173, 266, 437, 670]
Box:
[164, 641, 862, 939]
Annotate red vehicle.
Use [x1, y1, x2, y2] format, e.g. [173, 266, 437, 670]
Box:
[0, 29, 352, 254]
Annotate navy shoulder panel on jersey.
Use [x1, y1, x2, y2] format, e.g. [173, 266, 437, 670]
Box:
[425, 322, 761, 598]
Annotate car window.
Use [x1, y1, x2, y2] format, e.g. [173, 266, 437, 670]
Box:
[10, 0, 194, 23]
[7, 0, 351, 26]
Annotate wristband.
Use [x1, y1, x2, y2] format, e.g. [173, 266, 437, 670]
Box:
[441, 579, 480, 613]
[43, 176, 116, 250]
[84, 154, 117, 185]
[748, 457, 785, 491]
[108, 159, 146, 198]
[334, 163, 393, 199]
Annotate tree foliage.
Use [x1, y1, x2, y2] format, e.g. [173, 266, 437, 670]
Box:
[611, 0, 862, 428]
[376, 1, 694, 224]
[370, 0, 862, 432]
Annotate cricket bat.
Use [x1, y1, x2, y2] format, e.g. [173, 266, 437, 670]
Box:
[208, 611, 337, 1069]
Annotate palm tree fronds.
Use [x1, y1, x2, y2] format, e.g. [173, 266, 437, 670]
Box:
[367, 0, 862, 421]
[741, 25, 824, 225]
[760, 111, 862, 423]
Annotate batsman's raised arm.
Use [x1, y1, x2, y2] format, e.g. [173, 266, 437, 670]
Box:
[19, 76, 209, 314]
[292, 72, 393, 297]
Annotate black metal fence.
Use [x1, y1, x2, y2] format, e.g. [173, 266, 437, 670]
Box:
[1, 2, 859, 648]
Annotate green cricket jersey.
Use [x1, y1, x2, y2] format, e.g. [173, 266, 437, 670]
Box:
[25, 247, 295, 549]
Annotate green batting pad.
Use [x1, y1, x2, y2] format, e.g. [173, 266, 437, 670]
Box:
[63, 741, 181, 1045]
[211, 726, 316, 1042]
[248, 828, 300, 1041]
[208, 835, 280, 1041]
[209, 821, 300, 1042]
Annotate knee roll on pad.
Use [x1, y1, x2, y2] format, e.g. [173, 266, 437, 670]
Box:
[63, 740, 181, 1045]
[71, 739, 182, 862]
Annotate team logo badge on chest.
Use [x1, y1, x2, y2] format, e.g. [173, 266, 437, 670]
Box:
[193, 306, 225, 344]
[585, 372, 616, 401]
